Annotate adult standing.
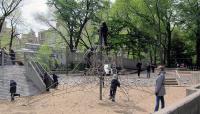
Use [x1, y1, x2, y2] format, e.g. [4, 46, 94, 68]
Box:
[136, 62, 142, 78]
[154, 66, 166, 112]
[52, 74, 59, 88]
[147, 64, 151, 78]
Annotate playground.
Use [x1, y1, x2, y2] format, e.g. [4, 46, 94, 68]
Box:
[1, 0, 200, 114]
[0, 71, 187, 114]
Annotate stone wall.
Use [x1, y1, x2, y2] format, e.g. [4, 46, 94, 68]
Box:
[154, 84, 200, 114]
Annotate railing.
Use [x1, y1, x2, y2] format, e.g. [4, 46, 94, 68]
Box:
[30, 61, 44, 79]
[34, 61, 54, 88]
[26, 61, 46, 91]
[23, 54, 54, 91]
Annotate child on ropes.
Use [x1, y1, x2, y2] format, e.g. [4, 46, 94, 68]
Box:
[109, 74, 120, 102]
[99, 22, 108, 47]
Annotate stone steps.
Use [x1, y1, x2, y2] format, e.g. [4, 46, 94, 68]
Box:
[0, 65, 40, 99]
[165, 78, 178, 85]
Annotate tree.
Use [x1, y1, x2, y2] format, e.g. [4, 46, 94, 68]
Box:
[0, 0, 23, 32]
[8, 12, 22, 51]
[47, 0, 105, 52]
[171, 30, 194, 66]
[127, 0, 179, 66]
[108, 0, 156, 61]
[36, 44, 53, 71]
[178, 0, 200, 65]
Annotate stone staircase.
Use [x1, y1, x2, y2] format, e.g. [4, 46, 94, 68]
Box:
[165, 78, 178, 86]
[0, 65, 40, 99]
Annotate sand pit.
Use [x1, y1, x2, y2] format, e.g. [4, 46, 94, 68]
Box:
[0, 82, 186, 114]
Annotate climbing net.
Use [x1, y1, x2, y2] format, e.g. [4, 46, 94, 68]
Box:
[14, 46, 157, 114]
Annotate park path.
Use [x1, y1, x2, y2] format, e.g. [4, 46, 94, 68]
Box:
[0, 65, 40, 99]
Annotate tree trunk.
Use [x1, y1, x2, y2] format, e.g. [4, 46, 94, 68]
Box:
[166, 22, 172, 67]
[9, 25, 15, 51]
[0, 18, 5, 33]
[156, 0, 164, 64]
[163, 47, 166, 65]
[150, 46, 153, 64]
[69, 34, 74, 52]
[154, 45, 157, 65]
[9, 37, 14, 51]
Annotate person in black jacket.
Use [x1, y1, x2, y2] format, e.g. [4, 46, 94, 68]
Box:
[147, 64, 151, 78]
[109, 74, 120, 102]
[10, 80, 20, 101]
[52, 73, 59, 88]
[43, 73, 50, 91]
[136, 62, 142, 78]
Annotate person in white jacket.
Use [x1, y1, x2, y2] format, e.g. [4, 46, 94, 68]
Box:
[154, 66, 166, 112]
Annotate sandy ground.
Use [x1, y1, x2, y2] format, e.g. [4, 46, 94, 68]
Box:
[0, 83, 186, 114]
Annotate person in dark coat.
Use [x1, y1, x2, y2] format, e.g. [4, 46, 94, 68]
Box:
[85, 48, 94, 68]
[43, 73, 50, 91]
[109, 74, 120, 102]
[154, 66, 166, 112]
[99, 22, 108, 47]
[52, 74, 59, 88]
[9, 49, 16, 65]
[136, 62, 142, 78]
[10, 80, 20, 101]
[147, 64, 151, 78]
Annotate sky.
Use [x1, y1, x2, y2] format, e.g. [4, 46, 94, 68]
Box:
[20, 0, 49, 33]
[20, 0, 115, 34]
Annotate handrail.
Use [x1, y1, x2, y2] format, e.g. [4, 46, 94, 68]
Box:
[26, 56, 54, 89]
[31, 61, 44, 80]
[27, 61, 46, 91]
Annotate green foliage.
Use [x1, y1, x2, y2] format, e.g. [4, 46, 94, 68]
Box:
[45, 0, 199, 66]
[36, 44, 53, 71]
[47, 0, 105, 52]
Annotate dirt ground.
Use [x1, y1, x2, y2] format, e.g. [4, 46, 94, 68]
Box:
[0, 83, 186, 114]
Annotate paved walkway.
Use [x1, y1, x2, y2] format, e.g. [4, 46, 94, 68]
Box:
[0, 65, 40, 99]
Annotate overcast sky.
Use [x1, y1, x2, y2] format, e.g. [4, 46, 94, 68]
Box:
[20, 0, 49, 33]
[20, 0, 115, 34]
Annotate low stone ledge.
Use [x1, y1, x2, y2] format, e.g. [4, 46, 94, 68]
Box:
[186, 83, 200, 96]
[154, 84, 200, 114]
